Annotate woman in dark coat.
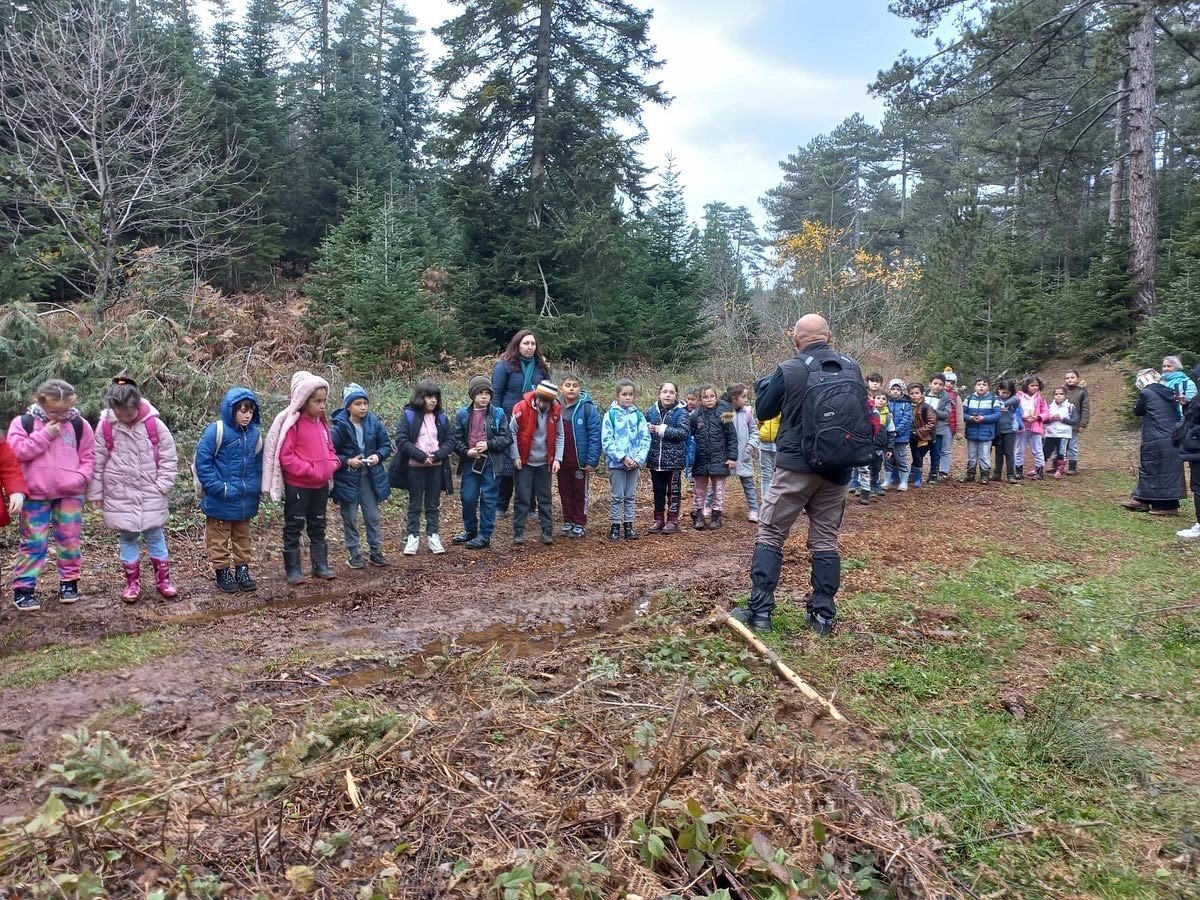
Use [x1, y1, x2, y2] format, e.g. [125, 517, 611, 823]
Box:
[491, 330, 550, 515]
[1122, 369, 1184, 515]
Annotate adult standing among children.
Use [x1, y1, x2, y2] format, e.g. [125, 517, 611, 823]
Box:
[1160, 356, 1197, 412]
[737, 314, 871, 637]
[1062, 370, 1090, 475]
[1122, 369, 1185, 516]
[492, 330, 550, 517]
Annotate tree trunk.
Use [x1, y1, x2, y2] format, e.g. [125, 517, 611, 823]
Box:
[320, 0, 331, 94]
[529, 0, 552, 230]
[527, 0, 552, 311]
[1127, 4, 1156, 318]
[1108, 56, 1130, 229]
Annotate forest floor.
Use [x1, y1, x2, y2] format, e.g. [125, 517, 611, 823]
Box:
[0, 358, 1198, 898]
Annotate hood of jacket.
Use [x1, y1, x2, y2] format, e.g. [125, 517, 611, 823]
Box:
[220, 387, 261, 430]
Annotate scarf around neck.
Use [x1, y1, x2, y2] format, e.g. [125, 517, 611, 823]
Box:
[520, 356, 537, 393]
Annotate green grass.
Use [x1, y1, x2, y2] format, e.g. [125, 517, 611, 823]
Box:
[0, 628, 182, 689]
[756, 483, 1200, 896]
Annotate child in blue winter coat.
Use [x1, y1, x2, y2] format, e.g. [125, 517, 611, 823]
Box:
[601, 379, 651, 542]
[886, 379, 914, 490]
[195, 388, 263, 593]
[558, 374, 602, 537]
[331, 383, 394, 569]
[991, 379, 1022, 483]
[960, 376, 1003, 483]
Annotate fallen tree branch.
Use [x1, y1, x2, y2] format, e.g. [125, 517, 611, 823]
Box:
[721, 615, 846, 722]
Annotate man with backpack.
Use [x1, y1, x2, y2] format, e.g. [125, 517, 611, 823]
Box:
[735, 314, 873, 636]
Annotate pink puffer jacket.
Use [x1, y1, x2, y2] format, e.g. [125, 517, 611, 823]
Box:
[87, 401, 178, 532]
[6, 414, 95, 500]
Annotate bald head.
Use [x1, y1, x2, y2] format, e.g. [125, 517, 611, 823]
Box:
[793, 314, 831, 350]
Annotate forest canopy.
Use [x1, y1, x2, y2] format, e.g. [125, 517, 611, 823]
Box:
[0, 0, 1197, 379]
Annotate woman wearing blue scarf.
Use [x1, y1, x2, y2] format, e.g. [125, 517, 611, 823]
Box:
[492, 330, 550, 515]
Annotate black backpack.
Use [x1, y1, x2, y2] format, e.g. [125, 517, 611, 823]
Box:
[798, 353, 876, 472]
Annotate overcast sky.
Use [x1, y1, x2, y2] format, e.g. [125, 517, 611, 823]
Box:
[205, 0, 930, 231]
[399, 0, 928, 231]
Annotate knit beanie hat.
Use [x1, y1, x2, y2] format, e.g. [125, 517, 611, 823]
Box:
[887, 378, 905, 392]
[1135, 368, 1162, 390]
[468, 374, 493, 400]
[534, 379, 560, 401]
[342, 383, 369, 407]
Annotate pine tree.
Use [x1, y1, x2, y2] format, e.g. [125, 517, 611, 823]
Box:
[309, 188, 454, 373]
[433, 0, 667, 349]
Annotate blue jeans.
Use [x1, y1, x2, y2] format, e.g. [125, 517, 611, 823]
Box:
[1067, 433, 1080, 462]
[339, 476, 382, 556]
[460, 459, 499, 539]
[119, 526, 168, 564]
[929, 434, 944, 477]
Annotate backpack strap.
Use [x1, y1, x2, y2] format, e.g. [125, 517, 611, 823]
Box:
[20, 414, 33, 434]
[103, 415, 161, 467]
[144, 416, 161, 467]
[213, 420, 225, 455]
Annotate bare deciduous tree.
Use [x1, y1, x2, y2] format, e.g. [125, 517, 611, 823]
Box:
[0, 0, 250, 315]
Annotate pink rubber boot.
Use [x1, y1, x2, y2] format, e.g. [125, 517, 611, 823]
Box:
[151, 558, 178, 599]
[121, 562, 141, 603]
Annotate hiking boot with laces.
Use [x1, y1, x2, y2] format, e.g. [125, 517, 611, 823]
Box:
[215, 567, 240, 593]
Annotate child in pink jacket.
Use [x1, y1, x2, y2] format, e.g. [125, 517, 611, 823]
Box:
[7, 378, 94, 611]
[88, 377, 180, 602]
[1014, 376, 1050, 480]
[262, 371, 340, 585]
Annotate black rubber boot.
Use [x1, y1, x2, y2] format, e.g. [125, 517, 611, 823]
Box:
[609, 523, 622, 542]
[283, 550, 305, 586]
[806, 552, 840, 636]
[623, 522, 640, 541]
[310, 542, 336, 579]
[1067, 459, 1078, 476]
[215, 567, 240, 593]
[746, 543, 784, 632]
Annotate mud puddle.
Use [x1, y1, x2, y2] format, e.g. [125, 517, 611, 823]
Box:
[288, 590, 658, 692]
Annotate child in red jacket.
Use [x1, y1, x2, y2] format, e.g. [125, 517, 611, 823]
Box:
[0, 436, 28, 597]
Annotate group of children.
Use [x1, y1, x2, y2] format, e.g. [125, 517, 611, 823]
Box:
[0, 372, 769, 610]
[0, 366, 1089, 610]
[852, 368, 1089, 504]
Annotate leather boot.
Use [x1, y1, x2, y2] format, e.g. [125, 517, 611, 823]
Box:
[1067, 459, 1078, 476]
[121, 562, 141, 603]
[662, 513, 680, 534]
[150, 558, 178, 599]
[215, 567, 239, 593]
[623, 522, 640, 540]
[746, 543, 783, 632]
[234, 564, 258, 592]
[806, 552, 840, 636]
[283, 549, 306, 586]
[311, 541, 336, 579]
[709, 510, 724, 530]
[959, 466, 976, 483]
[648, 513, 664, 534]
[691, 510, 706, 530]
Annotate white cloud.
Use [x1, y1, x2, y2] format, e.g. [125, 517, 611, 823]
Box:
[639, 1, 884, 231]
[204, 0, 886, 232]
